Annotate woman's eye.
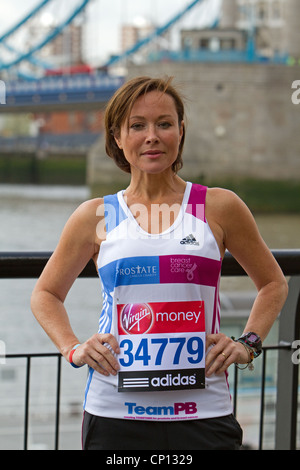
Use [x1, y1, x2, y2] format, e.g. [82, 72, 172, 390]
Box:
[159, 122, 172, 128]
[131, 123, 144, 130]
[130, 121, 172, 130]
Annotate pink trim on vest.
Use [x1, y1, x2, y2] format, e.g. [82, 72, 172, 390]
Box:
[186, 184, 207, 223]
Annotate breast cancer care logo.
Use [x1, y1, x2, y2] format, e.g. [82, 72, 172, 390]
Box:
[120, 303, 153, 335]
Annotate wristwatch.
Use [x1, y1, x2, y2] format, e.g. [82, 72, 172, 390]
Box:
[237, 332, 262, 358]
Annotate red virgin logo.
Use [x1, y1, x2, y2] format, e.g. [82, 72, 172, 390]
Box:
[120, 303, 153, 334]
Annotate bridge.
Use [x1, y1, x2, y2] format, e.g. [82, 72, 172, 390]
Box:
[1, 73, 124, 113]
[0, 0, 215, 176]
[0, 0, 213, 112]
[1, 0, 286, 114]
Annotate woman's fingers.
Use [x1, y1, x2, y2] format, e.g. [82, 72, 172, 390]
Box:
[205, 333, 249, 376]
[72, 333, 120, 376]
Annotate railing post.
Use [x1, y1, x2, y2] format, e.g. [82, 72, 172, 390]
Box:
[24, 356, 31, 451]
[54, 355, 62, 450]
[258, 349, 267, 450]
[275, 276, 300, 450]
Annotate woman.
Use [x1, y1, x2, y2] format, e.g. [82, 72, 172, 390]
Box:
[31, 76, 288, 450]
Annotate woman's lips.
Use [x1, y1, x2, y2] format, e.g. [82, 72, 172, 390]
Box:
[142, 150, 163, 158]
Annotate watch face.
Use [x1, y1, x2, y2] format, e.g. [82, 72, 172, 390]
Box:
[241, 332, 262, 358]
[248, 333, 259, 343]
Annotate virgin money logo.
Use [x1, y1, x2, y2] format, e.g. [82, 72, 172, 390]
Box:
[120, 303, 153, 334]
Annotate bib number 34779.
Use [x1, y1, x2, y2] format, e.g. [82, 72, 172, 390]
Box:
[117, 301, 206, 393]
[120, 335, 204, 368]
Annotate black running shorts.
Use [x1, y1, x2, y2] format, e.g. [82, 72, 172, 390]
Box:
[82, 411, 243, 450]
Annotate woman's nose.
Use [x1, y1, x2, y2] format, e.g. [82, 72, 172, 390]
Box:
[145, 125, 159, 143]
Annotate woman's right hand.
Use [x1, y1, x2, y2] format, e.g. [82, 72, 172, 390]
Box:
[71, 334, 120, 376]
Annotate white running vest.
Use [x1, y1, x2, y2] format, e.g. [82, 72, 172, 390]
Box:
[83, 182, 233, 420]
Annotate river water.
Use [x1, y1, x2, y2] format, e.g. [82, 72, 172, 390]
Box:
[0, 184, 299, 450]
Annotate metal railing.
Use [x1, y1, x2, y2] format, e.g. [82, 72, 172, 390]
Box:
[1, 250, 300, 450]
[4, 352, 62, 450]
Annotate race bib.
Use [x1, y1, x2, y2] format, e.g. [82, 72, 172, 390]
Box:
[117, 301, 205, 392]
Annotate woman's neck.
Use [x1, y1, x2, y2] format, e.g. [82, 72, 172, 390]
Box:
[124, 170, 186, 204]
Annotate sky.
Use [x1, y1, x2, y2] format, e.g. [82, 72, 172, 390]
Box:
[0, 0, 222, 67]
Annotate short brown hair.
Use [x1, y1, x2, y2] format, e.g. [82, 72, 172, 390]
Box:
[104, 76, 185, 174]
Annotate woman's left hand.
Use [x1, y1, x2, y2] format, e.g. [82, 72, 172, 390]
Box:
[205, 333, 250, 376]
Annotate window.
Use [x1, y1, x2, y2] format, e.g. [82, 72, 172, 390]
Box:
[199, 38, 209, 49]
[272, 0, 281, 20]
[257, 1, 268, 20]
[221, 38, 236, 50]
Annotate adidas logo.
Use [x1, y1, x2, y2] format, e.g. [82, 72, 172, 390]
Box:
[180, 234, 199, 246]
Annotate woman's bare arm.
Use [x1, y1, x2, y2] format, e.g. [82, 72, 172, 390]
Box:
[31, 198, 120, 376]
[205, 189, 288, 376]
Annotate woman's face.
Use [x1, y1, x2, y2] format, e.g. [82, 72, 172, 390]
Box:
[115, 90, 184, 175]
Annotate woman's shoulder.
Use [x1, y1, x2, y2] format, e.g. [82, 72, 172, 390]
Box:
[206, 186, 244, 214]
[79, 196, 104, 210]
[72, 197, 105, 220]
[205, 187, 254, 236]
[62, 197, 105, 242]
